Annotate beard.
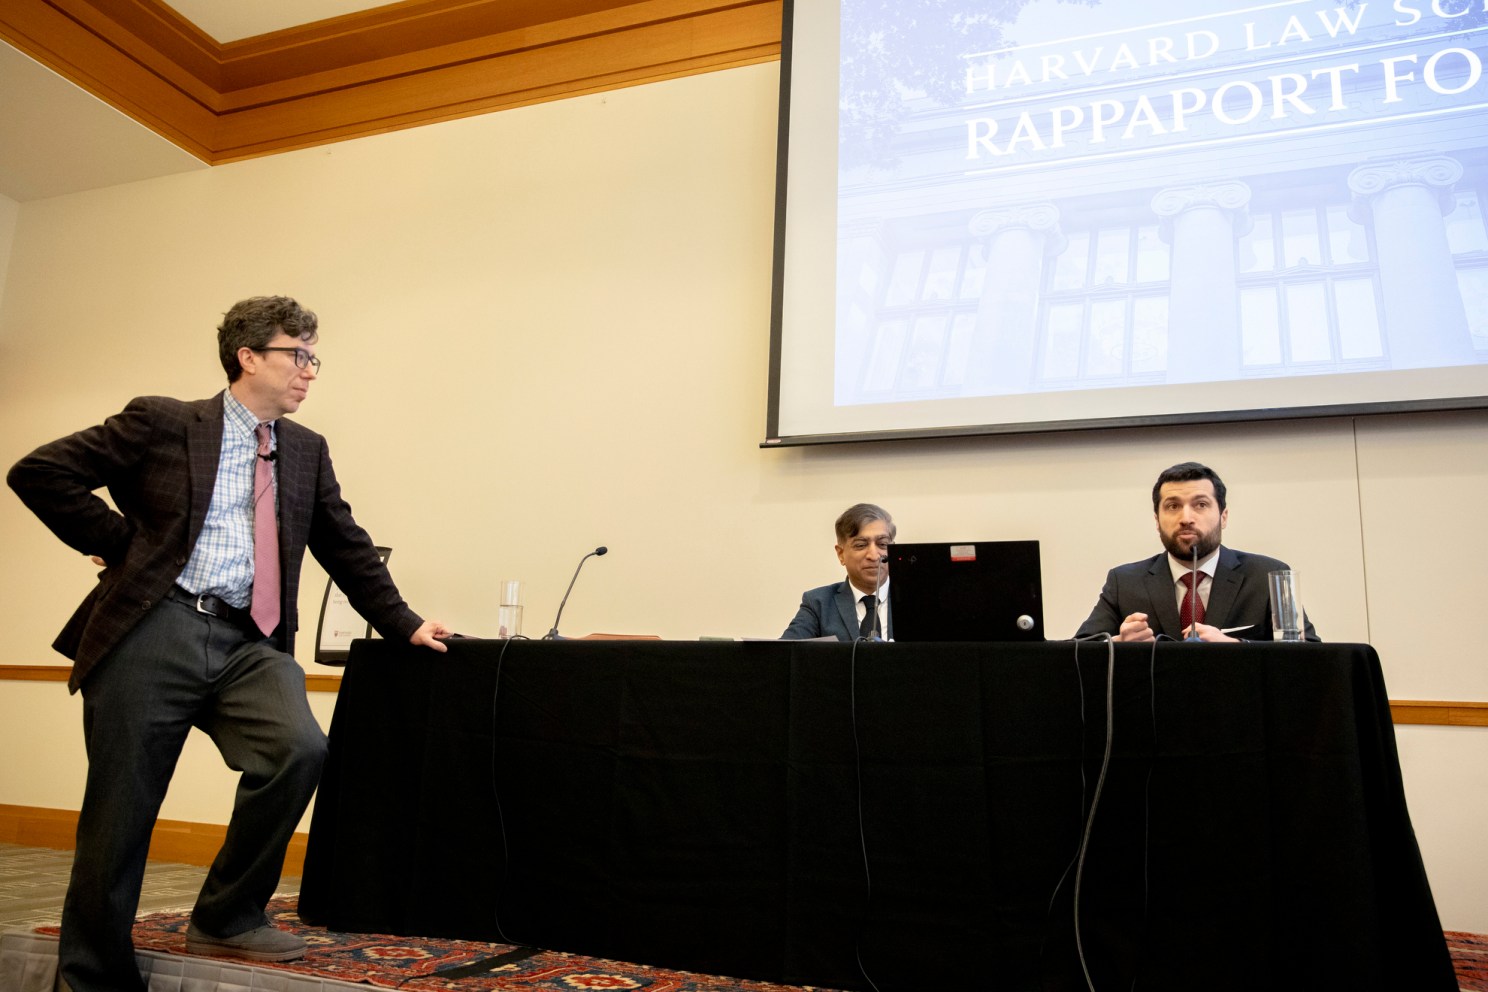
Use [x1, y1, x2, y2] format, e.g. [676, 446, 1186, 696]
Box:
[1161, 525, 1221, 562]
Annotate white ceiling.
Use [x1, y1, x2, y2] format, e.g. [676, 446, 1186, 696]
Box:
[0, 0, 394, 203]
[165, 0, 395, 44]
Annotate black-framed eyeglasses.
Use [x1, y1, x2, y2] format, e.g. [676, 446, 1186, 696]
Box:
[254, 347, 321, 373]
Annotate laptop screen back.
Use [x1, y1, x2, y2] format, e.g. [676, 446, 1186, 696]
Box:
[886, 541, 1044, 642]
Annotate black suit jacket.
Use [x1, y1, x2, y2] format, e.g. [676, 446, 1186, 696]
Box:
[1074, 546, 1319, 641]
[8, 393, 422, 691]
[781, 580, 888, 642]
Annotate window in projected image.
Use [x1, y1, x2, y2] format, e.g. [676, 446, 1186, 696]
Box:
[770, 0, 1488, 442]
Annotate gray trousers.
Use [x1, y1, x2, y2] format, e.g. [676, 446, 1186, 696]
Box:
[58, 592, 327, 992]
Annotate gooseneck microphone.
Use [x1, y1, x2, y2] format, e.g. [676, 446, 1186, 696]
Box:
[867, 553, 888, 641]
[544, 546, 608, 640]
[1185, 540, 1201, 642]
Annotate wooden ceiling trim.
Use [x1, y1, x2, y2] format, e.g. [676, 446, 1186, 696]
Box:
[215, 0, 659, 88]
[210, 6, 781, 161]
[218, 0, 639, 57]
[215, 1, 780, 112]
[58, 0, 222, 90]
[1, 0, 781, 165]
[212, 1, 763, 110]
[1, 0, 218, 159]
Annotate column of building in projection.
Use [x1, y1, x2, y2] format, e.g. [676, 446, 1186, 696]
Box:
[964, 203, 1065, 394]
[836, 218, 891, 398]
[1347, 156, 1476, 370]
[1151, 181, 1252, 384]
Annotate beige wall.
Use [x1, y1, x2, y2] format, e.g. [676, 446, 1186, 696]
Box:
[0, 191, 17, 318]
[1, 63, 1484, 930]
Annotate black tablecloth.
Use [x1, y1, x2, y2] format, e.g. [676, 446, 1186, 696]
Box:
[299, 639, 1455, 991]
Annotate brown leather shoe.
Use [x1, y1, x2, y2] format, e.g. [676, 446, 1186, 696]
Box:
[185, 921, 306, 962]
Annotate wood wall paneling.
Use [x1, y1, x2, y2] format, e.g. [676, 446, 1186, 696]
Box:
[1389, 701, 1488, 728]
[0, 665, 344, 692]
[0, 803, 307, 874]
[0, 666, 1482, 725]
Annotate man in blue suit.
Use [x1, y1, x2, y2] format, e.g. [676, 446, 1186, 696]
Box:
[1075, 462, 1319, 642]
[782, 503, 895, 641]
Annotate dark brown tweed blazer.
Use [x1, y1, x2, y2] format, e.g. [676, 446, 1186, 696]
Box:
[7, 392, 422, 691]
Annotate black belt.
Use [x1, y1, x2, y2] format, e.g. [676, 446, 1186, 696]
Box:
[169, 586, 257, 630]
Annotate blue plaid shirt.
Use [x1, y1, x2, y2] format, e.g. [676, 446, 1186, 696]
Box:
[175, 390, 276, 608]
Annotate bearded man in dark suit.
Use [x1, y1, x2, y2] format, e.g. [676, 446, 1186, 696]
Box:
[8, 296, 450, 991]
[1074, 461, 1318, 642]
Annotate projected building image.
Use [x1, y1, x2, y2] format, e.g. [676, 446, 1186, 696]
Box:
[833, 0, 1488, 407]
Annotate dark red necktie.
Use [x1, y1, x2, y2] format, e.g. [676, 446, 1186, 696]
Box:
[1179, 571, 1206, 632]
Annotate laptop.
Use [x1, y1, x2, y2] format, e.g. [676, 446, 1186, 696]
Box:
[886, 541, 1044, 642]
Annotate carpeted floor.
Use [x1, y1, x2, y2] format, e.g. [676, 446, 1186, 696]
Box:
[1450, 930, 1488, 991]
[35, 896, 843, 991]
[23, 899, 1488, 991]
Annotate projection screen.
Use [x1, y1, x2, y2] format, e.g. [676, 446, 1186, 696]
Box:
[766, 0, 1488, 445]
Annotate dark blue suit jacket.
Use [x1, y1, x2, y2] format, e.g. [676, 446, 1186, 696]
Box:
[1074, 546, 1319, 641]
[781, 580, 888, 642]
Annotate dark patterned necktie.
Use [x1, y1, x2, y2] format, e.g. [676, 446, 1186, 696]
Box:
[859, 594, 878, 639]
[1179, 571, 1206, 633]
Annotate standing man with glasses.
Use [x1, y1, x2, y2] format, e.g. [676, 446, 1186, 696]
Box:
[8, 296, 450, 991]
[781, 503, 896, 641]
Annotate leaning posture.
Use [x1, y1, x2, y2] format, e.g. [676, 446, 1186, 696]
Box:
[8, 297, 449, 991]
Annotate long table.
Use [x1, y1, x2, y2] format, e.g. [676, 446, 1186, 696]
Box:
[299, 639, 1456, 991]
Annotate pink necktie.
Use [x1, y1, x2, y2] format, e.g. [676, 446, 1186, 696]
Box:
[1179, 571, 1206, 632]
[251, 424, 280, 637]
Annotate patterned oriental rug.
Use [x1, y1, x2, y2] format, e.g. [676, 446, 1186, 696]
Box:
[1451, 931, 1488, 992]
[35, 897, 845, 992]
[28, 900, 1488, 991]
